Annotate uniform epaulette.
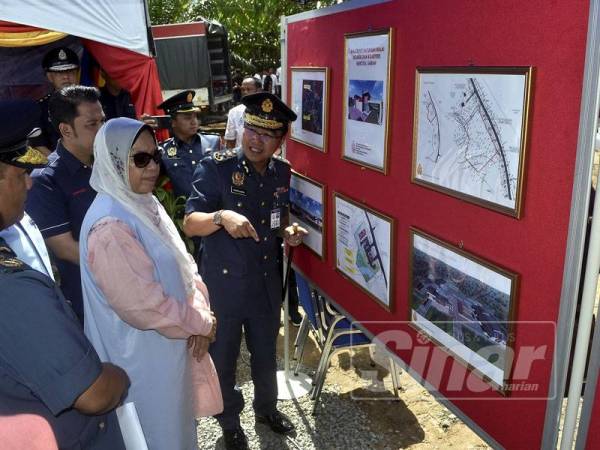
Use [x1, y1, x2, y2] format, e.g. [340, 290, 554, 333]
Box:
[158, 136, 175, 147]
[38, 93, 51, 103]
[0, 241, 26, 274]
[272, 154, 291, 166]
[213, 149, 238, 163]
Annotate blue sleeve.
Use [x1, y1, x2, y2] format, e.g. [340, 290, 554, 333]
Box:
[0, 272, 102, 415]
[186, 158, 222, 215]
[25, 171, 70, 238]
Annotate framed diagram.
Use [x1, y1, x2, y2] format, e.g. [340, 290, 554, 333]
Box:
[290, 67, 329, 152]
[290, 171, 326, 258]
[409, 228, 519, 392]
[412, 66, 533, 217]
[342, 28, 393, 173]
[334, 193, 395, 310]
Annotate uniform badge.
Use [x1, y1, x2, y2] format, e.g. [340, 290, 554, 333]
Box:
[0, 256, 23, 268]
[58, 49, 67, 60]
[232, 171, 245, 186]
[187, 92, 193, 103]
[262, 99, 273, 113]
[167, 146, 177, 158]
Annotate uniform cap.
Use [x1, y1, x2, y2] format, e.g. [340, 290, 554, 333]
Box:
[242, 92, 297, 131]
[157, 90, 199, 115]
[0, 100, 48, 170]
[42, 47, 80, 72]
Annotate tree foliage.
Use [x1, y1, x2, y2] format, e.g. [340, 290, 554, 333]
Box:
[147, 0, 191, 25]
[148, 0, 340, 71]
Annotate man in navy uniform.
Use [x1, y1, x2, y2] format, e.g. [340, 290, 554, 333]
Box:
[184, 92, 308, 450]
[30, 47, 80, 155]
[0, 99, 129, 449]
[26, 85, 105, 323]
[158, 90, 221, 198]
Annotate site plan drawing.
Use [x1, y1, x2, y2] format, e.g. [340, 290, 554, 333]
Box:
[413, 68, 532, 216]
[335, 194, 393, 309]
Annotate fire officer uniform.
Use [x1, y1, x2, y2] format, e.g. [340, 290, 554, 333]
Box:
[158, 90, 221, 198]
[185, 93, 297, 443]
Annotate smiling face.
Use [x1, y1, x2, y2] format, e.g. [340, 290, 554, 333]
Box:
[241, 125, 284, 173]
[128, 130, 160, 194]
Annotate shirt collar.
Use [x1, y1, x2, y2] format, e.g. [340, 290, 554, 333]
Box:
[56, 141, 91, 175]
[237, 149, 277, 178]
[174, 133, 201, 147]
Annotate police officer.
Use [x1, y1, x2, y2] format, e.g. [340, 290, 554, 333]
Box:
[183, 92, 307, 450]
[158, 90, 221, 198]
[0, 99, 129, 449]
[30, 47, 80, 155]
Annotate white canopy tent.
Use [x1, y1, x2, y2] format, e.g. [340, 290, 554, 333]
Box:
[0, 0, 152, 56]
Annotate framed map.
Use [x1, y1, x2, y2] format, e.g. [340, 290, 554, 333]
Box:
[290, 67, 329, 151]
[290, 171, 326, 258]
[342, 29, 393, 173]
[409, 228, 519, 392]
[334, 193, 394, 310]
[412, 67, 533, 217]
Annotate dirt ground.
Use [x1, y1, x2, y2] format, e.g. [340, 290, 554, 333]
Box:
[278, 324, 491, 450]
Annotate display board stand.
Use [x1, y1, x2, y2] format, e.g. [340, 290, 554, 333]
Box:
[283, 0, 595, 448]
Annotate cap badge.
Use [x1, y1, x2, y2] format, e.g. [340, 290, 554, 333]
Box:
[232, 171, 245, 186]
[262, 99, 273, 113]
[187, 92, 193, 103]
[58, 49, 67, 60]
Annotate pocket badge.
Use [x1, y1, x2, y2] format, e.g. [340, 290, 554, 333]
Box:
[232, 171, 245, 186]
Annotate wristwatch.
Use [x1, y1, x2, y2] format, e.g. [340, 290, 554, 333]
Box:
[213, 209, 224, 226]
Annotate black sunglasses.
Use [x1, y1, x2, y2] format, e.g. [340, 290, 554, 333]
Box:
[131, 149, 162, 168]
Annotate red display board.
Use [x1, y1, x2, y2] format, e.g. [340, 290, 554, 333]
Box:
[286, 1, 590, 448]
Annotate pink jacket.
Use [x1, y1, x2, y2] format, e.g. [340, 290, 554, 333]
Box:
[87, 220, 223, 417]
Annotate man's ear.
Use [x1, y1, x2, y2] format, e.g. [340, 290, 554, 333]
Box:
[58, 122, 73, 139]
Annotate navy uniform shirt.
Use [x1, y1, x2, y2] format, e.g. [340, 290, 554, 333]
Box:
[186, 149, 290, 317]
[29, 93, 61, 151]
[25, 141, 96, 322]
[99, 87, 136, 121]
[0, 239, 125, 449]
[160, 133, 221, 198]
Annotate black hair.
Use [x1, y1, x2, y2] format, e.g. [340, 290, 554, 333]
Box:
[48, 85, 101, 132]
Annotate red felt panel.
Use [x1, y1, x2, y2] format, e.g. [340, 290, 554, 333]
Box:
[286, 0, 590, 448]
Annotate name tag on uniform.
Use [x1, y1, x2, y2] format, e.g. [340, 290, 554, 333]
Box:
[270, 208, 281, 229]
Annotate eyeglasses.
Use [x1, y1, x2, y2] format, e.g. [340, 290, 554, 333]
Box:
[244, 126, 281, 142]
[130, 149, 162, 168]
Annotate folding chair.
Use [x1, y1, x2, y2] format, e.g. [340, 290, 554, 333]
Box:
[292, 272, 326, 376]
[310, 293, 401, 414]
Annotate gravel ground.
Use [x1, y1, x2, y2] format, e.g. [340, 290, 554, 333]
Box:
[196, 339, 381, 450]
[196, 324, 490, 450]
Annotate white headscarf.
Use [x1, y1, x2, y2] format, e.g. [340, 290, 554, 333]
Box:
[90, 117, 196, 297]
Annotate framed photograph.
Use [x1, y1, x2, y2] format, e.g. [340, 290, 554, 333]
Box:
[409, 228, 519, 392]
[290, 67, 329, 152]
[290, 171, 326, 258]
[334, 193, 395, 311]
[342, 28, 393, 173]
[412, 66, 533, 217]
